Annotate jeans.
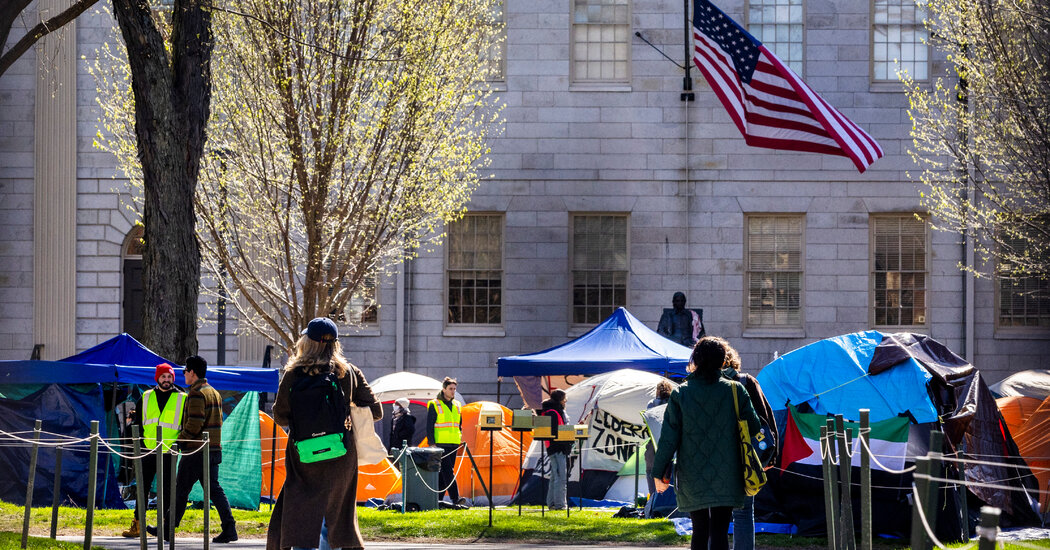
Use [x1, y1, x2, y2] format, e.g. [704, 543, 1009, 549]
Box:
[690, 506, 732, 550]
[293, 520, 340, 550]
[171, 450, 234, 530]
[437, 444, 460, 503]
[732, 495, 755, 550]
[547, 452, 568, 510]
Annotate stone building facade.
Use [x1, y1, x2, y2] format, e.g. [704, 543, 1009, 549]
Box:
[1, 0, 1047, 405]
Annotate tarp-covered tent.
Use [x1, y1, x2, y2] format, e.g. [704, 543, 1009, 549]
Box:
[514, 369, 674, 506]
[755, 331, 1039, 538]
[497, 308, 690, 409]
[990, 370, 1050, 400]
[0, 334, 278, 510]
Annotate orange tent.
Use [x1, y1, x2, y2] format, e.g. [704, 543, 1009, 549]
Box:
[1007, 396, 1050, 519]
[997, 396, 1043, 437]
[260, 411, 288, 502]
[422, 401, 534, 505]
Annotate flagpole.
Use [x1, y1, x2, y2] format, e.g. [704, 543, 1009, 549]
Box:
[682, 0, 694, 101]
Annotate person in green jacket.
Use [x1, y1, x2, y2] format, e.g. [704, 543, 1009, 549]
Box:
[653, 337, 760, 550]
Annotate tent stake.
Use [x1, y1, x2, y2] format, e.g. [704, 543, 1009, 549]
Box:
[21, 419, 42, 550]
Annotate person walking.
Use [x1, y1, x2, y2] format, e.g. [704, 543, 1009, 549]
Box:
[721, 343, 777, 550]
[121, 363, 185, 538]
[426, 377, 465, 506]
[653, 337, 760, 550]
[266, 317, 382, 550]
[389, 397, 416, 461]
[540, 389, 573, 510]
[153, 355, 238, 543]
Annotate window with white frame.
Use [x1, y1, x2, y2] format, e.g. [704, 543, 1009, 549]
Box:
[997, 237, 1050, 330]
[872, 0, 928, 81]
[747, 0, 804, 75]
[481, 1, 505, 82]
[746, 215, 803, 327]
[571, 214, 628, 325]
[571, 0, 630, 84]
[447, 214, 503, 325]
[871, 215, 928, 327]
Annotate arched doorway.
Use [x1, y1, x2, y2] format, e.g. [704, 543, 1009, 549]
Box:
[122, 226, 145, 341]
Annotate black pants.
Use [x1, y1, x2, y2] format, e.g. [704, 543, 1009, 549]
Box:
[172, 449, 234, 529]
[689, 506, 732, 550]
[134, 452, 175, 518]
[437, 444, 460, 503]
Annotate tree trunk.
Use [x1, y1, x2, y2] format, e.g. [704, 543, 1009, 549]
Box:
[112, 0, 212, 361]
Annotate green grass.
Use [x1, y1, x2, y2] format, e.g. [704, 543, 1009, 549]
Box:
[0, 531, 106, 549]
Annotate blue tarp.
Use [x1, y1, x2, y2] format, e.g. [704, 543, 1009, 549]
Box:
[755, 330, 938, 423]
[0, 334, 279, 392]
[496, 308, 692, 377]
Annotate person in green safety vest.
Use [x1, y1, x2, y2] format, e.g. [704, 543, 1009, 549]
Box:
[121, 363, 185, 538]
[426, 377, 466, 507]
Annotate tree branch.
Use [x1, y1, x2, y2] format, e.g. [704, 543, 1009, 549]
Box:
[0, 0, 99, 78]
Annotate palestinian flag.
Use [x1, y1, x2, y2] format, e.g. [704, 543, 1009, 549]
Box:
[780, 406, 910, 472]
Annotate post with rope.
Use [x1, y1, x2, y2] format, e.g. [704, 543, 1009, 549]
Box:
[203, 432, 211, 550]
[835, 415, 855, 550]
[820, 425, 837, 550]
[21, 419, 42, 549]
[910, 456, 931, 550]
[269, 419, 277, 510]
[156, 425, 165, 547]
[633, 441, 640, 509]
[50, 445, 62, 540]
[84, 420, 99, 550]
[859, 409, 871, 550]
[132, 425, 147, 550]
[976, 506, 1000, 550]
[401, 440, 408, 515]
[169, 443, 178, 550]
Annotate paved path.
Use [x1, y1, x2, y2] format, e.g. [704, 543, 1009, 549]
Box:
[61, 536, 683, 549]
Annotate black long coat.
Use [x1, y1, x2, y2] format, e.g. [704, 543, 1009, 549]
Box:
[266, 363, 382, 550]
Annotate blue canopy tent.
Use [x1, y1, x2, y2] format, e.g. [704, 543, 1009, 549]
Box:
[0, 334, 278, 510]
[497, 307, 692, 377]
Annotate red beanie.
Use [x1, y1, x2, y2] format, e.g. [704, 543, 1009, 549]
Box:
[154, 363, 176, 382]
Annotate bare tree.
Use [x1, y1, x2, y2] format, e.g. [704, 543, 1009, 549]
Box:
[903, 0, 1050, 289]
[6, 0, 210, 361]
[97, 0, 502, 352]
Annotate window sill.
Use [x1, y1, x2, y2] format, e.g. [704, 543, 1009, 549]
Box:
[872, 324, 930, 333]
[443, 325, 506, 337]
[742, 327, 805, 339]
[994, 329, 1050, 340]
[569, 83, 632, 93]
[868, 81, 912, 93]
[340, 326, 381, 337]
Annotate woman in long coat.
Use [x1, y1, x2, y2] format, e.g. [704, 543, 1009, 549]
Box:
[266, 318, 382, 550]
[653, 336, 760, 550]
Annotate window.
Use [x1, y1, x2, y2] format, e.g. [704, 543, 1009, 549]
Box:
[871, 215, 928, 327]
[747, 0, 804, 75]
[571, 214, 628, 325]
[746, 215, 803, 327]
[447, 214, 503, 325]
[481, 1, 505, 81]
[331, 271, 378, 327]
[571, 0, 631, 84]
[997, 238, 1050, 330]
[872, 0, 929, 81]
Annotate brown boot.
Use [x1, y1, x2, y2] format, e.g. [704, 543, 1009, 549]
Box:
[121, 518, 140, 538]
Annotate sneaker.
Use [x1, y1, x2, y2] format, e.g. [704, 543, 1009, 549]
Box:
[456, 497, 468, 506]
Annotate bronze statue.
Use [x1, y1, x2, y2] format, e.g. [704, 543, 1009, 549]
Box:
[657, 292, 704, 347]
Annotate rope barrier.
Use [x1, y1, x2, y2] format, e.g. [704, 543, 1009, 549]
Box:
[913, 472, 1047, 496]
[857, 435, 917, 474]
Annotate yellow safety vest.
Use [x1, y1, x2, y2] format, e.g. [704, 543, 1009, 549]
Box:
[429, 398, 462, 445]
[143, 389, 186, 452]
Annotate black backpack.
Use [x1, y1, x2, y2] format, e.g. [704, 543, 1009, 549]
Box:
[288, 371, 349, 463]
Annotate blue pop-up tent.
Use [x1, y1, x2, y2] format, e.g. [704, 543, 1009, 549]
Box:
[497, 307, 692, 377]
[0, 334, 279, 510]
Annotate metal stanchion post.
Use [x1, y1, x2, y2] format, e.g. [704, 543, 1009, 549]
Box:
[835, 415, 855, 550]
[401, 441, 408, 514]
[977, 507, 1000, 550]
[50, 446, 62, 540]
[517, 431, 524, 516]
[85, 420, 99, 550]
[540, 444, 547, 518]
[169, 445, 177, 550]
[203, 433, 211, 550]
[859, 409, 871, 550]
[21, 419, 42, 550]
[156, 425, 164, 548]
[132, 426, 147, 550]
[269, 421, 277, 510]
[633, 442, 640, 509]
[821, 423, 837, 550]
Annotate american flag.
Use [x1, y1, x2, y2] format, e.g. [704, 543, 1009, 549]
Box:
[691, 0, 883, 173]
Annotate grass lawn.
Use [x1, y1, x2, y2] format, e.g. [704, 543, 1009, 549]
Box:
[0, 531, 106, 549]
[2, 500, 1049, 548]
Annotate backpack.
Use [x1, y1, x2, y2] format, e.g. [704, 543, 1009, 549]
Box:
[288, 371, 349, 464]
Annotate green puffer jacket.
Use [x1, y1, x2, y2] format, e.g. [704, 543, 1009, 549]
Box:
[652, 371, 760, 512]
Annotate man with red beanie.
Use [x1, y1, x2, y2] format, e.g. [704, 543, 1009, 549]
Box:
[121, 363, 185, 538]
